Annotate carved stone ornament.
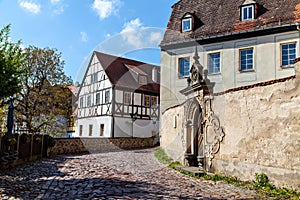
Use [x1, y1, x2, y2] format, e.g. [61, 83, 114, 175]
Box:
[189, 47, 203, 85]
[203, 98, 225, 168]
[190, 64, 198, 83]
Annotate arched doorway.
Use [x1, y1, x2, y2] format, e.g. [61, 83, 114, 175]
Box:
[184, 98, 203, 167]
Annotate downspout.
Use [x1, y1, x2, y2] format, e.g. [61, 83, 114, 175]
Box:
[111, 86, 115, 138]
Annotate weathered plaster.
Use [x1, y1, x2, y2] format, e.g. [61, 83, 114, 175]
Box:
[160, 106, 186, 162]
[212, 63, 300, 190]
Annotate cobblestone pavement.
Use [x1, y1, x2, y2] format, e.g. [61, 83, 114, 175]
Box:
[0, 148, 265, 199]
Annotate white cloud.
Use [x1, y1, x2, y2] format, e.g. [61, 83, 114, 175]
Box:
[120, 18, 144, 48]
[80, 32, 88, 42]
[105, 33, 111, 38]
[50, 0, 61, 4]
[92, 0, 122, 20]
[50, 0, 66, 15]
[121, 18, 143, 33]
[149, 32, 162, 43]
[19, 1, 41, 14]
[52, 5, 65, 15]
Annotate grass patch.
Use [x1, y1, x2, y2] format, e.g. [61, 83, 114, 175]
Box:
[154, 155, 300, 200]
[248, 173, 300, 200]
[203, 173, 247, 187]
[154, 147, 173, 165]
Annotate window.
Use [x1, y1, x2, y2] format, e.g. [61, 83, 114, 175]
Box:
[281, 43, 296, 67]
[80, 97, 84, 108]
[179, 57, 190, 77]
[94, 73, 98, 83]
[182, 18, 192, 32]
[89, 124, 93, 136]
[79, 125, 83, 136]
[241, 5, 254, 21]
[87, 95, 91, 107]
[139, 75, 147, 84]
[96, 93, 100, 105]
[240, 48, 254, 71]
[100, 124, 104, 136]
[105, 90, 110, 103]
[151, 96, 158, 107]
[124, 92, 131, 105]
[208, 53, 220, 74]
[91, 73, 98, 83]
[144, 95, 151, 107]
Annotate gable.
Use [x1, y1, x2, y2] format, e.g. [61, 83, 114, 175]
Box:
[78, 51, 160, 96]
[77, 53, 113, 97]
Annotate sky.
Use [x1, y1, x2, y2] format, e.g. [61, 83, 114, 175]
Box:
[0, 0, 178, 83]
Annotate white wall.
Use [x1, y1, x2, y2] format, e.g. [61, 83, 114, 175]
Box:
[114, 117, 158, 138]
[74, 116, 112, 137]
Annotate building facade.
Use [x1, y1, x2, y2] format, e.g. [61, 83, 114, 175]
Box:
[159, 0, 300, 189]
[75, 51, 160, 138]
[160, 0, 300, 111]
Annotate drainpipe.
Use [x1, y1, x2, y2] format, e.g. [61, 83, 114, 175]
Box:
[111, 86, 115, 138]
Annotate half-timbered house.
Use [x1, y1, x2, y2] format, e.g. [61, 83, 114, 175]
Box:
[75, 51, 160, 138]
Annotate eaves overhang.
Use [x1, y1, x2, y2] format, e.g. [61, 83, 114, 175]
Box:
[160, 23, 297, 50]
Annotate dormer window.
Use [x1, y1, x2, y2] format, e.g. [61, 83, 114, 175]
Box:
[181, 13, 193, 32]
[241, 5, 254, 21]
[240, 0, 256, 22]
[139, 75, 147, 85]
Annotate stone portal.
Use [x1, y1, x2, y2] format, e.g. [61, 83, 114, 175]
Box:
[180, 47, 224, 171]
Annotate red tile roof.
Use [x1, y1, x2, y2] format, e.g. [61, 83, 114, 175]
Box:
[94, 51, 160, 94]
[161, 0, 300, 46]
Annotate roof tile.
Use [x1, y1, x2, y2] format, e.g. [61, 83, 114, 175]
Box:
[161, 0, 300, 46]
[94, 51, 160, 94]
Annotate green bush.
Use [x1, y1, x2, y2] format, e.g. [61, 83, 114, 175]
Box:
[251, 173, 300, 199]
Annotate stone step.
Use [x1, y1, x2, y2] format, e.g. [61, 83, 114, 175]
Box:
[176, 166, 205, 177]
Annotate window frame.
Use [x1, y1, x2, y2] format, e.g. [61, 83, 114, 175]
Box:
[182, 17, 192, 32]
[95, 92, 100, 105]
[90, 72, 98, 84]
[144, 95, 151, 107]
[208, 52, 221, 74]
[87, 95, 92, 107]
[124, 91, 131, 105]
[241, 5, 254, 21]
[100, 124, 104, 136]
[89, 124, 93, 136]
[151, 96, 158, 107]
[239, 47, 254, 72]
[105, 90, 110, 104]
[138, 75, 147, 85]
[281, 42, 296, 68]
[178, 57, 190, 78]
[79, 125, 83, 136]
[79, 97, 84, 108]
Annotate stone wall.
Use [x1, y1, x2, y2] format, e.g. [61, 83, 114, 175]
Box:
[211, 63, 300, 190]
[49, 137, 155, 155]
[160, 105, 186, 162]
[161, 63, 300, 191]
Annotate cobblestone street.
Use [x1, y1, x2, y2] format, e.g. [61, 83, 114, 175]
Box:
[0, 148, 264, 199]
